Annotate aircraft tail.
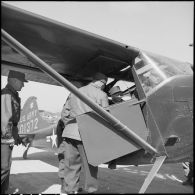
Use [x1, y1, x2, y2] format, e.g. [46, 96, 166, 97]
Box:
[18, 96, 50, 134]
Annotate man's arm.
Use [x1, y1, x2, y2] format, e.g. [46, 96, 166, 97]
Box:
[61, 96, 71, 125]
[101, 92, 109, 108]
[1, 94, 25, 145]
[1, 94, 12, 136]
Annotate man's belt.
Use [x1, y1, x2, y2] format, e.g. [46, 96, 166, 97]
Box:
[1, 137, 15, 144]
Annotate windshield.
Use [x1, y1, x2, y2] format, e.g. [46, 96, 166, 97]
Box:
[134, 51, 193, 94]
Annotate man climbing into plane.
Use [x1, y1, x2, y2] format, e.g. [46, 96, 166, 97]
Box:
[61, 72, 109, 194]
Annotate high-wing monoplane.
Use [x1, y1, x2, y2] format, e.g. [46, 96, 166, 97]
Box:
[18, 96, 60, 159]
[1, 3, 193, 193]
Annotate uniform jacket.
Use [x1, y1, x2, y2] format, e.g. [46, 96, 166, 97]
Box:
[1, 84, 21, 143]
[62, 82, 109, 141]
[61, 95, 72, 126]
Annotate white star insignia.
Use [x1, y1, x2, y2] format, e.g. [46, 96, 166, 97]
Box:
[50, 128, 57, 148]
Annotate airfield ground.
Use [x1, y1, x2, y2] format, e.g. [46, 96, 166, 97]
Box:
[8, 145, 193, 194]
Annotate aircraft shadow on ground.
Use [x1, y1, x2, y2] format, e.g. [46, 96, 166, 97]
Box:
[11, 151, 193, 194]
[9, 172, 60, 194]
[12, 150, 59, 167]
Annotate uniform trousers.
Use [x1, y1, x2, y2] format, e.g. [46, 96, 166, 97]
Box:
[58, 141, 65, 179]
[1, 143, 13, 194]
[62, 138, 98, 193]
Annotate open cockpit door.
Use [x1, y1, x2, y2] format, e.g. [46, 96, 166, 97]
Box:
[76, 98, 149, 166]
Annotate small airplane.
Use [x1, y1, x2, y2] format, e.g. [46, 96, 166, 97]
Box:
[1, 3, 193, 193]
[18, 96, 60, 159]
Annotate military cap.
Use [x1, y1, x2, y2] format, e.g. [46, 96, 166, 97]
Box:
[8, 70, 28, 82]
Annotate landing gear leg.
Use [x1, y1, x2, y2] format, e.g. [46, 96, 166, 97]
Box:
[23, 142, 32, 159]
[139, 155, 167, 193]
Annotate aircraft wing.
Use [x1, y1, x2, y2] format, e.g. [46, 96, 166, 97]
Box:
[2, 2, 158, 157]
[2, 2, 139, 85]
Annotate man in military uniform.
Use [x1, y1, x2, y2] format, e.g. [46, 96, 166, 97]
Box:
[1, 70, 28, 194]
[58, 81, 83, 194]
[57, 95, 70, 193]
[62, 72, 109, 194]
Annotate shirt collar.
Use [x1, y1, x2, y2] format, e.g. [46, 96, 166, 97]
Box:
[90, 82, 101, 89]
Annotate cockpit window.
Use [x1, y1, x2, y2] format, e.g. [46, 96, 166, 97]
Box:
[134, 51, 193, 94]
[106, 78, 135, 102]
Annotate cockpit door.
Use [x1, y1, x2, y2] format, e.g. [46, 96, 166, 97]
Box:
[77, 98, 149, 166]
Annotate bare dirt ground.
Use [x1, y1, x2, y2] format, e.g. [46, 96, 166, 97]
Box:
[8, 145, 193, 194]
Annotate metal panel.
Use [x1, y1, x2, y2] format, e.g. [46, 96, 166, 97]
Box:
[77, 99, 148, 166]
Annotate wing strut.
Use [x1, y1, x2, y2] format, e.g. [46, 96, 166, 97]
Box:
[139, 155, 167, 193]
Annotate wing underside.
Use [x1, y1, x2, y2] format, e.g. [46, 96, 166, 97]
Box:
[2, 2, 139, 85]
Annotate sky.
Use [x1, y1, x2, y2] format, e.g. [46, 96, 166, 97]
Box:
[1, 1, 194, 112]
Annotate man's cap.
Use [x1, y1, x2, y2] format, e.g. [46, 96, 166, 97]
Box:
[93, 72, 107, 84]
[8, 70, 28, 82]
[109, 86, 122, 96]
